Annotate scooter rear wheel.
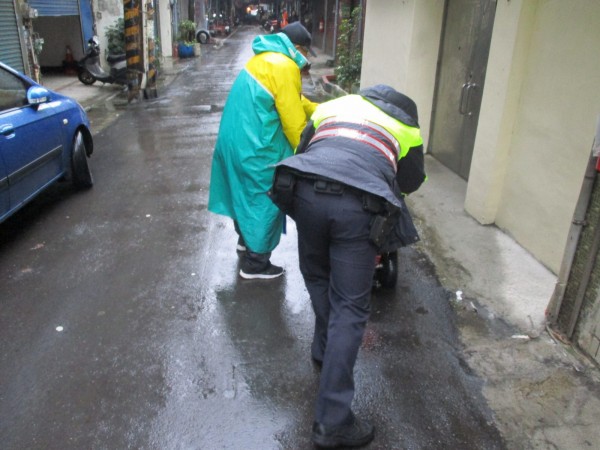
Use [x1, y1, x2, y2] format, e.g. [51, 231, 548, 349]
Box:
[196, 30, 210, 44]
[377, 251, 398, 289]
[78, 69, 96, 85]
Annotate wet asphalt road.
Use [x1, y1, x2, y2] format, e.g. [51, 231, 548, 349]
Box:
[0, 26, 505, 450]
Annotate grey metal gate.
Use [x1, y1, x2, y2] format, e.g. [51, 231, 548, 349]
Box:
[548, 123, 600, 366]
[0, 1, 25, 72]
[428, 0, 497, 180]
[27, 0, 79, 16]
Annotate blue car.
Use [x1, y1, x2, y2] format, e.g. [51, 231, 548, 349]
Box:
[0, 61, 94, 224]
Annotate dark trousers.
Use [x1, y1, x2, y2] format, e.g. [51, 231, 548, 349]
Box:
[234, 220, 271, 272]
[291, 178, 377, 427]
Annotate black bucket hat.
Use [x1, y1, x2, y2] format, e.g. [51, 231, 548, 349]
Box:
[281, 22, 316, 57]
[359, 84, 419, 127]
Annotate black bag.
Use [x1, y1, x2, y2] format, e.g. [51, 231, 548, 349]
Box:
[268, 166, 297, 216]
[368, 197, 420, 251]
[369, 213, 397, 248]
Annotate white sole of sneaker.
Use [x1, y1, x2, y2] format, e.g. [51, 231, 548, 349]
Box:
[239, 269, 284, 280]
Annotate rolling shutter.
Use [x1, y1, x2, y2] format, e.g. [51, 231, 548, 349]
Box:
[0, 1, 24, 72]
[28, 0, 79, 16]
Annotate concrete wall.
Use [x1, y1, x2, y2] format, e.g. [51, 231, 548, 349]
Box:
[93, 1, 174, 64]
[93, 0, 123, 68]
[467, 0, 600, 273]
[464, 0, 536, 226]
[363, 0, 600, 274]
[361, 0, 444, 144]
[158, 0, 174, 57]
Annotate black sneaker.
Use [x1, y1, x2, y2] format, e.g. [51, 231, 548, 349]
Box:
[239, 263, 284, 280]
[311, 417, 375, 448]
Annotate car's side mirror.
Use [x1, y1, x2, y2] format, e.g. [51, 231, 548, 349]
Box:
[27, 86, 51, 105]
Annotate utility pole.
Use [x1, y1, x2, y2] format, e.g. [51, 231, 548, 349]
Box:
[195, 0, 207, 29]
[122, 0, 157, 101]
[123, 0, 144, 101]
[144, 1, 158, 99]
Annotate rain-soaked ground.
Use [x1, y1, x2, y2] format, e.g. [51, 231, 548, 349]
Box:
[0, 26, 506, 449]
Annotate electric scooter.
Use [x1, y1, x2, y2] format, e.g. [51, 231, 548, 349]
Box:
[77, 36, 127, 86]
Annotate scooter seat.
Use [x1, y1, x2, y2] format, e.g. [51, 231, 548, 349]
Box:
[107, 53, 126, 63]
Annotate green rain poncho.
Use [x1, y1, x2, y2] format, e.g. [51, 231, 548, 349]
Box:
[208, 32, 316, 253]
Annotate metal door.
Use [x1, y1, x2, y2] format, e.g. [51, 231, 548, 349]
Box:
[27, 0, 79, 16]
[428, 0, 497, 180]
[79, 0, 94, 53]
[0, 1, 25, 72]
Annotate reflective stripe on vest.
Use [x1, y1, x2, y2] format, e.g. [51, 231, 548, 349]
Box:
[310, 118, 399, 172]
[310, 95, 423, 159]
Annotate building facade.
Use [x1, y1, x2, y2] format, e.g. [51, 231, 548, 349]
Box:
[0, 0, 175, 78]
[360, 0, 600, 362]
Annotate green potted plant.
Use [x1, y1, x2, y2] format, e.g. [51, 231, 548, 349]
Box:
[105, 18, 125, 55]
[334, 7, 363, 93]
[177, 20, 197, 58]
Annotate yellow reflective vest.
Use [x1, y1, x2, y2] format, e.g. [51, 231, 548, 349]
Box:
[309, 94, 422, 160]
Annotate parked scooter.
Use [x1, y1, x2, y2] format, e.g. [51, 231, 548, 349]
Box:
[77, 36, 127, 86]
[263, 15, 280, 33]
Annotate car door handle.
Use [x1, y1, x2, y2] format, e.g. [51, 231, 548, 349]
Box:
[0, 124, 15, 137]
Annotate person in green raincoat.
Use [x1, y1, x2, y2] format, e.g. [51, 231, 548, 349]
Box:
[208, 22, 317, 279]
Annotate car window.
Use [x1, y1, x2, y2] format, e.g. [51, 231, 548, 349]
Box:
[0, 67, 28, 112]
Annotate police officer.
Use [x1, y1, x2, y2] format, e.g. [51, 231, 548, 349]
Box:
[270, 85, 426, 448]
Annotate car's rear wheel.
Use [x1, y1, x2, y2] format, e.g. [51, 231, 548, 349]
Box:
[196, 30, 210, 44]
[78, 69, 96, 85]
[71, 131, 93, 189]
